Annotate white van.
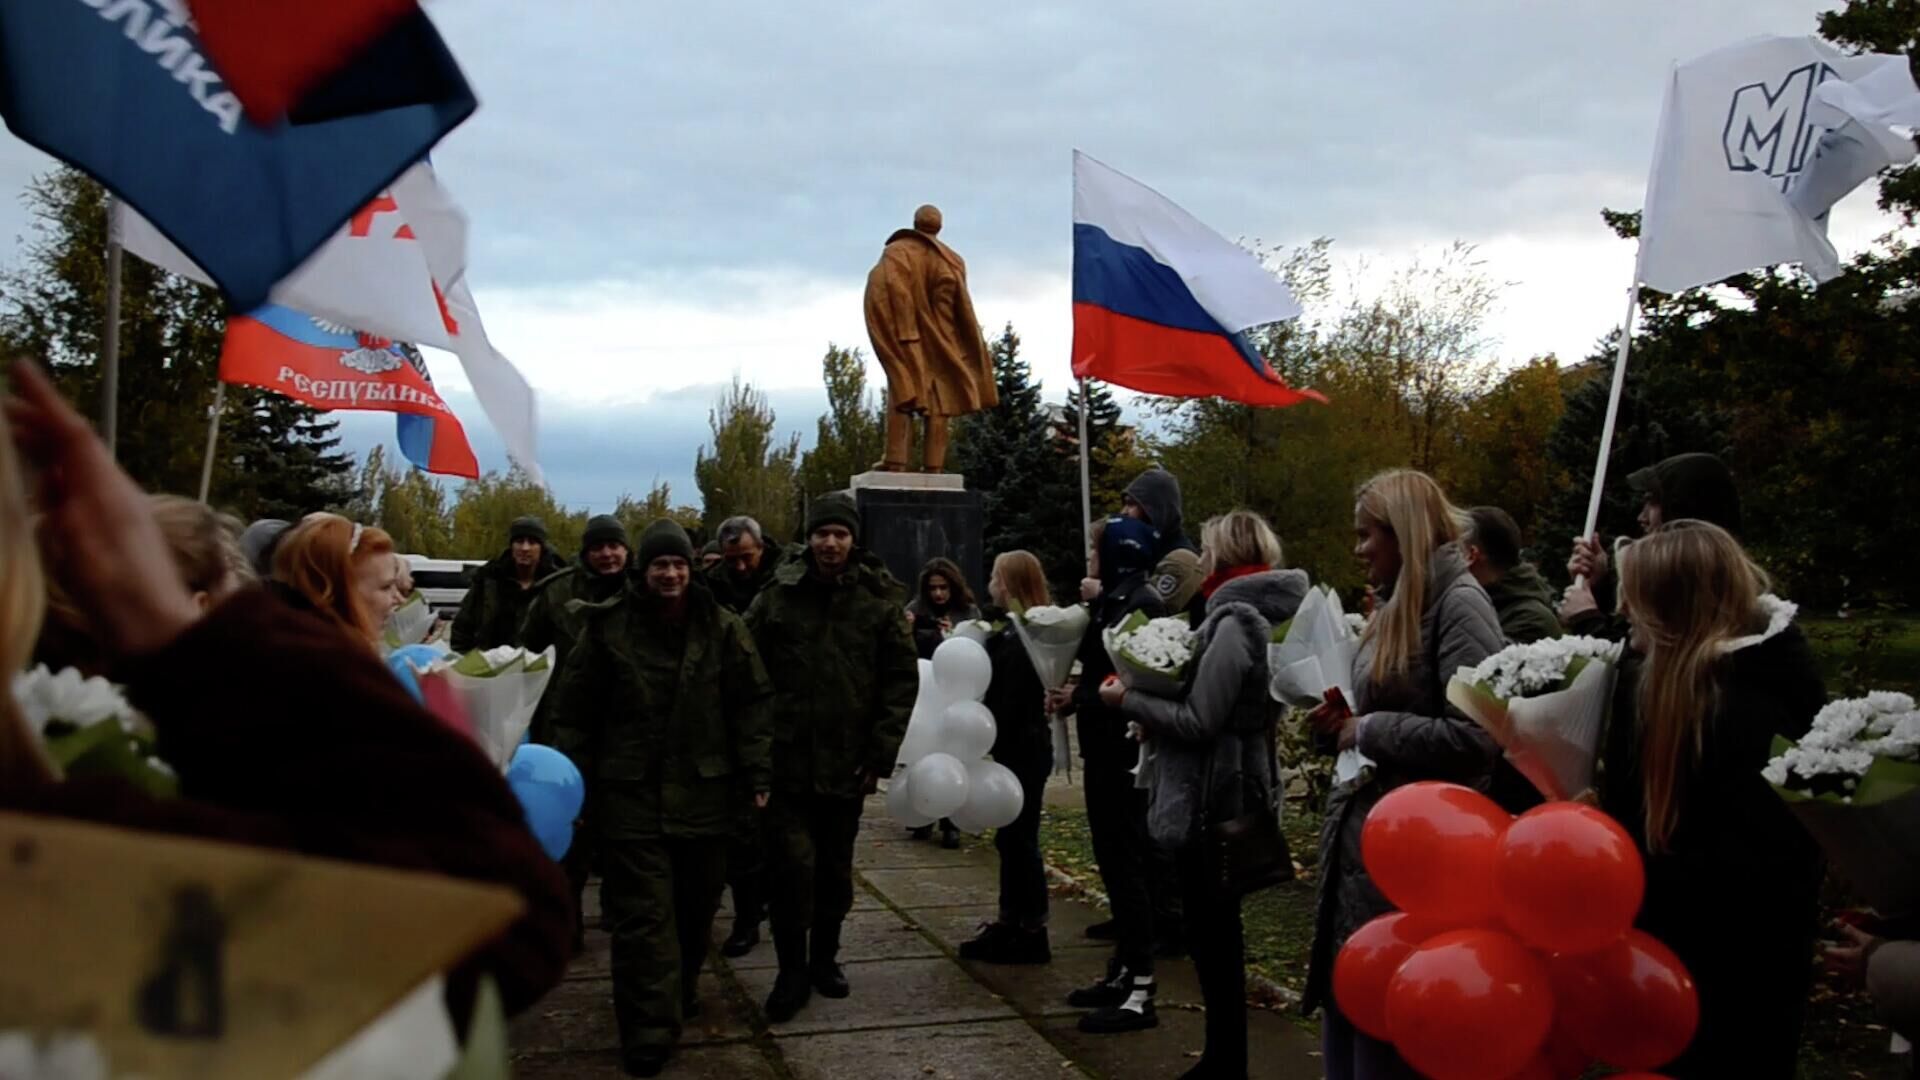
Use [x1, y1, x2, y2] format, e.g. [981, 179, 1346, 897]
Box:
[403, 556, 486, 617]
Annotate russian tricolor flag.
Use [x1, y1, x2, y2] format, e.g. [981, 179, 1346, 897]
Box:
[1072, 152, 1323, 407]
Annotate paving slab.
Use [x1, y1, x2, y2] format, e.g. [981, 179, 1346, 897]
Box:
[508, 973, 752, 1054]
[511, 1042, 778, 1079]
[726, 907, 941, 971]
[908, 904, 1109, 957]
[856, 837, 994, 871]
[860, 866, 1001, 910]
[777, 1019, 1075, 1080]
[734, 957, 1019, 1036]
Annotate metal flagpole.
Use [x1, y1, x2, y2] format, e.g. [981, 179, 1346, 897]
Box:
[1577, 277, 1642, 575]
[1077, 377, 1095, 576]
[100, 195, 124, 459]
[197, 382, 227, 503]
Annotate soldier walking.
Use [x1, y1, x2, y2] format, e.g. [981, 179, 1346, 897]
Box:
[553, 520, 773, 1078]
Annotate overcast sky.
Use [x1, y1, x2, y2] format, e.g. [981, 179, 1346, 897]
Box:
[0, 0, 1897, 513]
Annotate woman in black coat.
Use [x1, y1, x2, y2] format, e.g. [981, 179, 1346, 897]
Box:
[1600, 520, 1826, 1079]
[906, 556, 981, 661]
[958, 551, 1057, 965]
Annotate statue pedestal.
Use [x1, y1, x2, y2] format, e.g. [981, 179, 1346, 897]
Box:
[849, 472, 986, 600]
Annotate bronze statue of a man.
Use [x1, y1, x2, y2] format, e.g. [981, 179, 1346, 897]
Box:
[862, 205, 997, 473]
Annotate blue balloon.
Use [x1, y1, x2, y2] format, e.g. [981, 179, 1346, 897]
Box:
[507, 745, 585, 861]
[385, 644, 445, 704]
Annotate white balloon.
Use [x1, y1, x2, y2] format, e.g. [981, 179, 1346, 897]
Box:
[908, 752, 970, 819]
[886, 771, 935, 828]
[938, 701, 997, 761]
[960, 760, 1025, 830]
[895, 660, 950, 767]
[931, 637, 993, 703]
[945, 799, 994, 835]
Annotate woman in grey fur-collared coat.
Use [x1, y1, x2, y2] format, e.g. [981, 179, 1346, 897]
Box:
[1101, 510, 1305, 1080]
[1304, 471, 1505, 1080]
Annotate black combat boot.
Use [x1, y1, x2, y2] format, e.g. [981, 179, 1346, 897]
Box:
[810, 920, 850, 998]
[763, 926, 813, 1023]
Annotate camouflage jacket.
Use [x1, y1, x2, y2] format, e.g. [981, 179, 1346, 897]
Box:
[552, 582, 773, 839]
[702, 542, 801, 616]
[745, 550, 917, 799]
[450, 548, 565, 653]
[518, 559, 628, 745]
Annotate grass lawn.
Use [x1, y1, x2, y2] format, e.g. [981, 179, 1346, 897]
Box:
[1803, 614, 1920, 698]
[1035, 797, 1911, 1078]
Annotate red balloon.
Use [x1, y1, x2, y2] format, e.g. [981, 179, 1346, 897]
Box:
[1499, 1057, 1555, 1080]
[1362, 782, 1510, 924]
[1540, 1024, 1593, 1079]
[1496, 803, 1645, 954]
[1333, 912, 1445, 1040]
[1548, 930, 1700, 1070]
[1384, 929, 1554, 1080]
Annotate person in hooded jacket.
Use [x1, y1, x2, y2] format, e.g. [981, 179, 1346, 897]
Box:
[1561, 452, 1742, 639]
[1464, 506, 1560, 644]
[1100, 510, 1306, 1080]
[451, 516, 567, 652]
[553, 520, 774, 1077]
[1304, 470, 1505, 1079]
[520, 514, 634, 952]
[1050, 513, 1177, 1034]
[746, 494, 918, 1023]
[957, 550, 1057, 966]
[1598, 520, 1824, 1079]
[1126, 466, 1207, 622]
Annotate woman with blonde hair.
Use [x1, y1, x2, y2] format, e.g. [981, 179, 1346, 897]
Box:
[1, 359, 572, 1018]
[149, 495, 252, 608]
[1304, 469, 1505, 1079]
[1098, 510, 1307, 1078]
[1600, 520, 1824, 1078]
[273, 512, 403, 647]
[959, 550, 1058, 966]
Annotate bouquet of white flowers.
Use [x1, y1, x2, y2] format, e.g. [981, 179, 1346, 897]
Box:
[11, 665, 175, 796]
[410, 646, 557, 770]
[1010, 603, 1090, 689]
[1446, 635, 1625, 801]
[1103, 612, 1196, 697]
[384, 592, 439, 650]
[1269, 586, 1369, 785]
[1764, 691, 1920, 918]
[946, 618, 997, 645]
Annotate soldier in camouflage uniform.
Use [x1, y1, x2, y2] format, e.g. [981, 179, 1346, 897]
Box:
[519, 513, 633, 951]
[553, 520, 773, 1078]
[450, 515, 565, 652]
[745, 494, 917, 1022]
[703, 515, 795, 959]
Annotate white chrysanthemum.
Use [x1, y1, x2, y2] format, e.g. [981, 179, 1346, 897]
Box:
[481, 645, 525, 673]
[1766, 692, 1920, 790]
[1112, 617, 1196, 674]
[9, 665, 135, 736]
[1021, 605, 1077, 627]
[1455, 636, 1622, 700]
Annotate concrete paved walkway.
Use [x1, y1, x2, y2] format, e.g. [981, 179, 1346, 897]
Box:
[509, 795, 1323, 1079]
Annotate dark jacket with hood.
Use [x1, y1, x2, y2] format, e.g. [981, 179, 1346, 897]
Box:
[519, 557, 631, 745]
[1599, 598, 1824, 1078]
[451, 546, 567, 653]
[1572, 453, 1742, 640]
[1121, 569, 1308, 850]
[1484, 562, 1561, 645]
[1126, 468, 1206, 615]
[553, 580, 774, 839]
[1072, 522, 1167, 768]
[745, 549, 918, 799]
[1304, 544, 1504, 1016]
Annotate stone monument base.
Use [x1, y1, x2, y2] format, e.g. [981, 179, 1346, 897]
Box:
[849, 472, 985, 600]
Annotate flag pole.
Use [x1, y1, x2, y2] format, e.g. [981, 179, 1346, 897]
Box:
[1578, 277, 1642, 560]
[1077, 377, 1094, 577]
[100, 196, 124, 459]
[197, 381, 227, 504]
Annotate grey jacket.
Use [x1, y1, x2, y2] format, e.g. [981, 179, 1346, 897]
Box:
[1302, 543, 1503, 1015]
[1122, 570, 1309, 851]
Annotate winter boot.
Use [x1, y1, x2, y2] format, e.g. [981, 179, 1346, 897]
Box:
[810, 920, 851, 999]
[958, 922, 1052, 965]
[763, 926, 813, 1023]
[1066, 957, 1133, 1009]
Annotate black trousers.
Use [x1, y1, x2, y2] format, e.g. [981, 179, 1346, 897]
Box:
[994, 745, 1054, 929]
[601, 837, 728, 1053]
[1178, 846, 1248, 1075]
[725, 826, 765, 926]
[1083, 759, 1162, 974]
[764, 791, 865, 933]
